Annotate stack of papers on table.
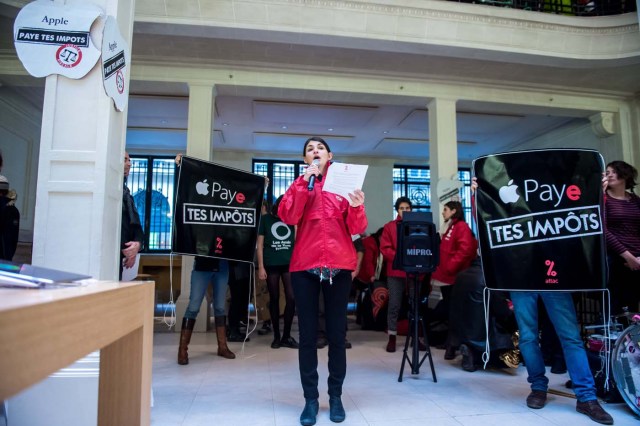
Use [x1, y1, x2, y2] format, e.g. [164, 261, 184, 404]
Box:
[0, 260, 91, 288]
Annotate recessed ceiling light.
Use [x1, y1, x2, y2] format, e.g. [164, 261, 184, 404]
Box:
[327, 128, 334, 132]
[281, 125, 288, 129]
[383, 131, 389, 134]
[160, 119, 168, 124]
[222, 123, 229, 126]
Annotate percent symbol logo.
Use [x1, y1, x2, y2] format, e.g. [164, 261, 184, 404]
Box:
[545, 260, 557, 277]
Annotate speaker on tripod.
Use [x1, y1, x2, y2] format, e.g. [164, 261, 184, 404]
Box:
[393, 212, 440, 382]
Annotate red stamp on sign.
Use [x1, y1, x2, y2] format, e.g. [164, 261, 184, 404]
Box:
[56, 44, 82, 68]
[116, 69, 125, 94]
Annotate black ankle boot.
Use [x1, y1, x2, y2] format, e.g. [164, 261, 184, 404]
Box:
[228, 326, 249, 342]
[329, 395, 345, 423]
[444, 346, 457, 360]
[300, 398, 319, 426]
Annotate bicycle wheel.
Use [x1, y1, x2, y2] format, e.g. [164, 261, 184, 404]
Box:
[611, 323, 640, 416]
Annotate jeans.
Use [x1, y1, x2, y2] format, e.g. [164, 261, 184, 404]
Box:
[185, 260, 229, 319]
[510, 291, 596, 402]
[292, 270, 351, 399]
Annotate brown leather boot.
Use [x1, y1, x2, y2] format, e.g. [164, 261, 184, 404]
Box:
[386, 334, 396, 352]
[177, 317, 195, 365]
[215, 316, 236, 359]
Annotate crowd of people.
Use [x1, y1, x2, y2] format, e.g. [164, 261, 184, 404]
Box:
[118, 146, 637, 426]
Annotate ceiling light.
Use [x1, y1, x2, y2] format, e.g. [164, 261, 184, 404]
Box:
[160, 119, 168, 124]
[281, 125, 288, 129]
[222, 123, 229, 126]
[327, 128, 334, 132]
[383, 131, 389, 134]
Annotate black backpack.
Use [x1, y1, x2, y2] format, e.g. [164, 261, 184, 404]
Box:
[359, 281, 388, 331]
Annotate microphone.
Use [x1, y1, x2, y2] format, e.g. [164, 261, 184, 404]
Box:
[307, 159, 320, 191]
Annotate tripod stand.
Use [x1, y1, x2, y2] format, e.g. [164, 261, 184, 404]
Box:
[398, 273, 437, 382]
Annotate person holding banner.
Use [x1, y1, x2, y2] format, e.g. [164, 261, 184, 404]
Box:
[471, 177, 613, 425]
[603, 160, 640, 314]
[257, 194, 298, 349]
[278, 136, 367, 426]
[177, 257, 235, 363]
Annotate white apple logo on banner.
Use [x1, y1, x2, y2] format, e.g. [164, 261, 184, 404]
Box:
[195, 179, 209, 196]
[13, 0, 103, 79]
[499, 179, 520, 204]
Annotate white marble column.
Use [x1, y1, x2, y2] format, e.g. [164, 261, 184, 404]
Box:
[32, 0, 135, 280]
[428, 98, 459, 229]
[618, 96, 640, 181]
[16, 3, 137, 425]
[176, 83, 216, 332]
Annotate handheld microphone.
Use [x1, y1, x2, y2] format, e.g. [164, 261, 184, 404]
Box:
[307, 159, 320, 191]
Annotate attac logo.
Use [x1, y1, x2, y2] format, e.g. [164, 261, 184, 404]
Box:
[544, 259, 559, 284]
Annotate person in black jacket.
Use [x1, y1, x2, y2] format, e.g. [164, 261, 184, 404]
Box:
[447, 256, 518, 372]
[0, 176, 19, 261]
[121, 152, 144, 279]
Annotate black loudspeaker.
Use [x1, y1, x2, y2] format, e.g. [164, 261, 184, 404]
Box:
[393, 212, 440, 274]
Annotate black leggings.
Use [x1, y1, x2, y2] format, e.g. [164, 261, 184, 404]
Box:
[266, 264, 295, 339]
[292, 270, 351, 399]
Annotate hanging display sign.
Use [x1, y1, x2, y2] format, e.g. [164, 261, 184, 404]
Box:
[173, 156, 265, 263]
[101, 16, 129, 111]
[437, 176, 463, 202]
[473, 149, 606, 291]
[13, 0, 103, 79]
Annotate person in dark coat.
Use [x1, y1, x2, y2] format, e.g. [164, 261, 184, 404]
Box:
[121, 152, 144, 279]
[0, 176, 19, 261]
[447, 256, 518, 372]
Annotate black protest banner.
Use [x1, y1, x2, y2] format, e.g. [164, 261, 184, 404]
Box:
[473, 149, 606, 291]
[173, 156, 265, 263]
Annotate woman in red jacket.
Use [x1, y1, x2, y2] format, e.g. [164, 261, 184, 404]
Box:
[278, 136, 367, 426]
[431, 200, 478, 359]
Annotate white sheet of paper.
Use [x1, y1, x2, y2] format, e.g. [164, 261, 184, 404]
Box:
[122, 253, 141, 281]
[322, 162, 368, 201]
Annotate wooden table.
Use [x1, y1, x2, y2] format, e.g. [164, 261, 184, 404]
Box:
[0, 280, 154, 426]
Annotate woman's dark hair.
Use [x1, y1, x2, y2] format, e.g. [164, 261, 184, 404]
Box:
[394, 196, 412, 211]
[372, 227, 384, 246]
[444, 200, 465, 221]
[272, 195, 284, 218]
[607, 160, 637, 190]
[302, 136, 331, 156]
